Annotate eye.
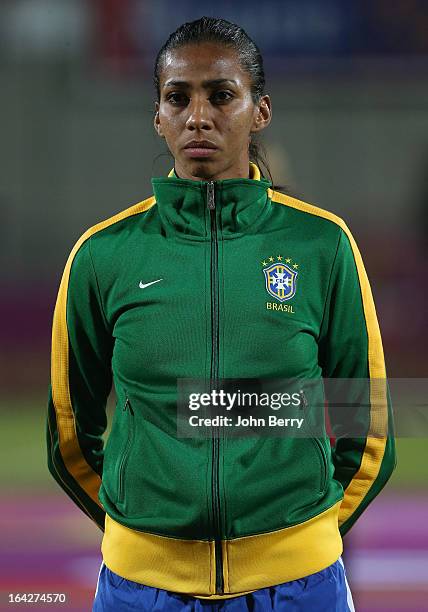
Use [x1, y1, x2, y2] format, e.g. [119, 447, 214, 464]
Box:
[210, 90, 234, 103]
[166, 92, 188, 105]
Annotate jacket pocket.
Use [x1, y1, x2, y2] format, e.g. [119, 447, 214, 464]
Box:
[309, 437, 328, 494]
[299, 388, 329, 495]
[117, 391, 135, 505]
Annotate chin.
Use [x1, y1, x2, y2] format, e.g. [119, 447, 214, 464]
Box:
[188, 161, 216, 180]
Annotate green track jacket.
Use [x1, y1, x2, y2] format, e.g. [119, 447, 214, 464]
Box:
[46, 162, 396, 599]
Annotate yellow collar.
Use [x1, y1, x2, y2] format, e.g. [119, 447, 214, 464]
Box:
[168, 161, 261, 181]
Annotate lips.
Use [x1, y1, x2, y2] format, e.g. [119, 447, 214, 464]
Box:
[183, 140, 219, 158]
[184, 140, 218, 149]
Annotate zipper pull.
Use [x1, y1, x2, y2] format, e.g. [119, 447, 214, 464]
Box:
[123, 394, 134, 415]
[207, 181, 215, 210]
[299, 389, 308, 410]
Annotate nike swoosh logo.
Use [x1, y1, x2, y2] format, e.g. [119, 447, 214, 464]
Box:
[139, 279, 163, 289]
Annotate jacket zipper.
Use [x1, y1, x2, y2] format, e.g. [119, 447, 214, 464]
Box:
[117, 392, 135, 504]
[299, 389, 328, 492]
[207, 180, 223, 594]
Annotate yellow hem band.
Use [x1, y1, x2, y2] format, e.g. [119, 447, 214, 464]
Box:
[101, 501, 342, 599]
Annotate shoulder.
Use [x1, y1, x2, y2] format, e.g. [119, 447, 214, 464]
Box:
[269, 188, 348, 233]
[82, 194, 156, 243]
[67, 194, 156, 262]
[268, 188, 358, 254]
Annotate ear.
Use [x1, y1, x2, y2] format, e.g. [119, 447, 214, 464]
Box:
[154, 101, 164, 137]
[250, 94, 272, 135]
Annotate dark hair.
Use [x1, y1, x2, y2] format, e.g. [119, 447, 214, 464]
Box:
[153, 16, 279, 188]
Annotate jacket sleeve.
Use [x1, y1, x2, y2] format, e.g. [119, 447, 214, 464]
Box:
[318, 225, 397, 537]
[46, 234, 113, 531]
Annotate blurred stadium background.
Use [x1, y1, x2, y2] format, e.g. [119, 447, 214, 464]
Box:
[1, 1, 428, 610]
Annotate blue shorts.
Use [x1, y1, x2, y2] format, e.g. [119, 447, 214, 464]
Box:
[92, 556, 355, 611]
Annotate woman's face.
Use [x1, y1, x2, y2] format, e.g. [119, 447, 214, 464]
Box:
[154, 42, 271, 181]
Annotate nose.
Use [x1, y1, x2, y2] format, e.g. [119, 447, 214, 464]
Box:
[185, 95, 213, 131]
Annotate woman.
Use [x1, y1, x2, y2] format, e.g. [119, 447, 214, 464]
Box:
[46, 16, 396, 611]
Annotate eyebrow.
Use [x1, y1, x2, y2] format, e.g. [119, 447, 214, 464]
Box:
[163, 79, 238, 89]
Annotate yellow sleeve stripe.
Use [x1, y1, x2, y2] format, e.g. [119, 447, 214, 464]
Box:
[51, 196, 156, 508]
[269, 189, 388, 526]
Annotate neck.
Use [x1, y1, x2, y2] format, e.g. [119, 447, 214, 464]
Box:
[174, 158, 251, 181]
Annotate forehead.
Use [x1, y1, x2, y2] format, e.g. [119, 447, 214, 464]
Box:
[160, 43, 250, 88]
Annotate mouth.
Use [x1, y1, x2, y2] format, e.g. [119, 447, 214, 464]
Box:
[183, 141, 219, 158]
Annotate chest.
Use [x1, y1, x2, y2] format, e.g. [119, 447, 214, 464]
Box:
[105, 234, 330, 384]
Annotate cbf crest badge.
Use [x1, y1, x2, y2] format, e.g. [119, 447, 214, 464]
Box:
[262, 256, 298, 302]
